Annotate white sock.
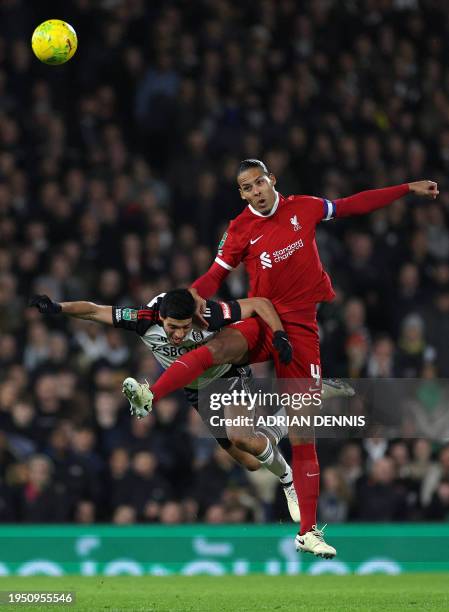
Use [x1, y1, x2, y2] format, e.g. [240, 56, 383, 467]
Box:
[257, 423, 284, 445]
[256, 435, 291, 482]
[256, 407, 287, 445]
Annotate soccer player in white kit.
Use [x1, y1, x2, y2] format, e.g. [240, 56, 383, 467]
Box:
[30, 289, 301, 521]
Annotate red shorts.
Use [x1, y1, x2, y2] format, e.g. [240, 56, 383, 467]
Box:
[230, 306, 321, 381]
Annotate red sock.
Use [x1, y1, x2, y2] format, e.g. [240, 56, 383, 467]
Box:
[151, 345, 214, 401]
[292, 443, 320, 535]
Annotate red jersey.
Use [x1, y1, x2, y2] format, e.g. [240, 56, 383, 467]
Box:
[215, 193, 336, 314]
[192, 184, 409, 309]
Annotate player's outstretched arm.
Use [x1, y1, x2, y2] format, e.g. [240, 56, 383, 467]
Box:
[238, 297, 283, 332]
[238, 297, 293, 365]
[334, 180, 438, 218]
[29, 294, 113, 325]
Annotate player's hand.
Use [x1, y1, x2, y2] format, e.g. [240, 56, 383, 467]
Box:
[272, 330, 293, 365]
[29, 294, 62, 314]
[189, 288, 208, 329]
[408, 180, 439, 199]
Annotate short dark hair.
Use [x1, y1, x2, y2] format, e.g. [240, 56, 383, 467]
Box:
[159, 289, 195, 320]
[237, 159, 269, 176]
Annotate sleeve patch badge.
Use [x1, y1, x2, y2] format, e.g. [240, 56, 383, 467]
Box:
[122, 308, 138, 321]
[217, 231, 228, 256]
[219, 301, 231, 319]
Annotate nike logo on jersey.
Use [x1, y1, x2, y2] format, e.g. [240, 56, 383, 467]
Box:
[250, 235, 263, 245]
[306, 472, 320, 477]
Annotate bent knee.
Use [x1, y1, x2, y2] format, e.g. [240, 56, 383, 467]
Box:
[244, 460, 260, 472]
[227, 433, 250, 450]
[227, 442, 260, 471]
[207, 338, 228, 364]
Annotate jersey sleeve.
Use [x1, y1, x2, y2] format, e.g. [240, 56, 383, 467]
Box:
[214, 221, 245, 271]
[112, 305, 159, 336]
[203, 299, 242, 331]
[304, 196, 337, 223]
[292, 195, 336, 225]
[321, 198, 337, 222]
[333, 184, 409, 217]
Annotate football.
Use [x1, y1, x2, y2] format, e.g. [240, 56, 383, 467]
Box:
[31, 19, 77, 65]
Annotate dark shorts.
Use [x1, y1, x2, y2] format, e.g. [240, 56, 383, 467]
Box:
[184, 365, 252, 449]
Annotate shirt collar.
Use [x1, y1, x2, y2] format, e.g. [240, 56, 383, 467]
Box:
[248, 191, 280, 218]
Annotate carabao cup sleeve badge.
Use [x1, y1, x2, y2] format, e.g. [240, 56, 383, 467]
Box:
[122, 308, 138, 321]
[217, 231, 228, 256]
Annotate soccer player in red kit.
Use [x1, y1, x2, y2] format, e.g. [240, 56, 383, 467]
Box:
[126, 159, 438, 557]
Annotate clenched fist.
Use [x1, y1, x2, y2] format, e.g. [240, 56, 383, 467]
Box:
[272, 330, 293, 365]
[408, 180, 439, 199]
[29, 294, 62, 314]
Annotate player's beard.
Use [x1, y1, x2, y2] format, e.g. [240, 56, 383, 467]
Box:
[254, 199, 273, 214]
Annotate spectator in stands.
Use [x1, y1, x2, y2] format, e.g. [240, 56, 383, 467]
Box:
[16, 454, 69, 522]
[425, 479, 449, 521]
[337, 443, 364, 495]
[318, 467, 351, 524]
[421, 445, 449, 508]
[129, 451, 173, 521]
[355, 457, 408, 521]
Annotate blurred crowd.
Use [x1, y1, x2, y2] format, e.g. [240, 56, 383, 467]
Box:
[1, 0, 449, 524]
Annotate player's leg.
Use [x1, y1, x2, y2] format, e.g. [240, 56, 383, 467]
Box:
[226, 422, 300, 522]
[191, 356, 299, 522]
[123, 319, 267, 415]
[216, 365, 299, 522]
[122, 327, 249, 415]
[224, 396, 292, 474]
[188, 383, 298, 512]
[241, 314, 319, 509]
[275, 313, 336, 558]
[152, 323, 257, 401]
[225, 443, 261, 471]
[213, 438, 302, 523]
[150, 317, 273, 401]
[186, 385, 262, 472]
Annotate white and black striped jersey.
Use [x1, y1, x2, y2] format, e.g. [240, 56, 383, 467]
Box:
[112, 293, 242, 389]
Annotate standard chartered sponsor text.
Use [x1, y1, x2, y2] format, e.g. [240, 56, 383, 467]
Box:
[272, 239, 304, 262]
